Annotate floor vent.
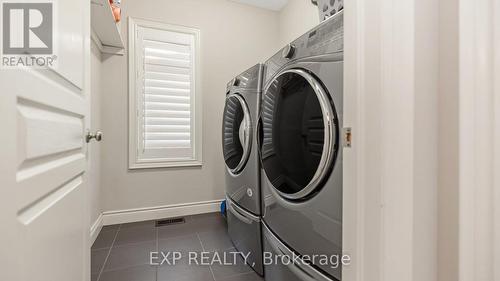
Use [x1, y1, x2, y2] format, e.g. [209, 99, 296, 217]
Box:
[155, 217, 185, 227]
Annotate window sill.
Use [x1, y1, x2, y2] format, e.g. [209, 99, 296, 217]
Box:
[128, 160, 203, 170]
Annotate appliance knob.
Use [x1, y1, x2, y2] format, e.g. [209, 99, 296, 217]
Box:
[233, 78, 240, 86]
[282, 44, 295, 59]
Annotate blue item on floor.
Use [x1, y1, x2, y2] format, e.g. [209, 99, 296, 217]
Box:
[221, 200, 227, 218]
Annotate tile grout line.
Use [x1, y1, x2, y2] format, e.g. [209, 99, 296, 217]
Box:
[225, 271, 260, 279]
[107, 240, 154, 248]
[105, 232, 158, 249]
[155, 226, 159, 281]
[197, 233, 217, 281]
[96, 224, 122, 281]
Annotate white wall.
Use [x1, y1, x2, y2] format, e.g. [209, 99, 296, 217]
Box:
[90, 43, 102, 225]
[278, 0, 319, 46]
[100, 0, 281, 214]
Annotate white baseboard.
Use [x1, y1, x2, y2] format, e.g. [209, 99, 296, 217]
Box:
[101, 199, 224, 226]
[90, 213, 104, 245]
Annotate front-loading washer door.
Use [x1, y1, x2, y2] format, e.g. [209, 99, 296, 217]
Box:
[260, 69, 339, 200]
[223, 93, 252, 175]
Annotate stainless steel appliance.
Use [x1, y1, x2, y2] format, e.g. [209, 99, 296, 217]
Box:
[222, 64, 264, 276]
[259, 11, 344, 281]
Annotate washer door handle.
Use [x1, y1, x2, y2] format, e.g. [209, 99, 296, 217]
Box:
[257, 117, 264, 160]
[239, 118, 250, 152]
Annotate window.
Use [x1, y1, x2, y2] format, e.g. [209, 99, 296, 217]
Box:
[129, 18, 202, 169]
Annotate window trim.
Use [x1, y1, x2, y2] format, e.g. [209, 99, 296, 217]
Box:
[128, 17, 202, 169]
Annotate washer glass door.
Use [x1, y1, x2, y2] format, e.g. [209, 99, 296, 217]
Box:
[223, 93, 252, 174]
[260, 69, 338, 200]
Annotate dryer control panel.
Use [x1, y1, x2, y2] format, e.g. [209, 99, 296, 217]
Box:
[226, 63, 264, 93]
[264, 11, 343, 82]
[306, 13, 343, 52]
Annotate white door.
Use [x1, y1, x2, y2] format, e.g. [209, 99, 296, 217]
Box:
[0, 0, 91, 280]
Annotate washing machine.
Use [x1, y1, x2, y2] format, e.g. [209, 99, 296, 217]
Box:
[222, 63, 264, 276]
[258, 11, 344, 281]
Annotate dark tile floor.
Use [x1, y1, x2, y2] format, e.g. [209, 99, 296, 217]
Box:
[91, 212, 264, 281]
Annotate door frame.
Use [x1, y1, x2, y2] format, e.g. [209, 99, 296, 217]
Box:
[457, 0, 499, 280]
[343, 0, 500, 280]
[343, 0, 439, 280]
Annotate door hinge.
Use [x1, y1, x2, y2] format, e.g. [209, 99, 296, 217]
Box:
[343, 127, 352, 148]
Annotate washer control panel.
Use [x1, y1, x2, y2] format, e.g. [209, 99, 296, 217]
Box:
[284, 10, 343, 58]
[264, 11, 343, 82]
[306, 12, 343, 52]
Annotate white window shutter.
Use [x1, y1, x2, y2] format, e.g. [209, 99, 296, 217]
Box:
[134, 25, 198, 163]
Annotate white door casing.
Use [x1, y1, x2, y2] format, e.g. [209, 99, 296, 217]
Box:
[344, 0, 500, 280]
[458, 0, 500, 280]
[343, 0, 439, 280]
[0, 0, 91, 280]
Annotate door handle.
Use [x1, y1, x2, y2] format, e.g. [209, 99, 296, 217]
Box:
[86, 130, 103, 143]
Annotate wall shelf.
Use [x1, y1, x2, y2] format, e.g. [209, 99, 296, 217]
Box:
[91, 0, 124, 55]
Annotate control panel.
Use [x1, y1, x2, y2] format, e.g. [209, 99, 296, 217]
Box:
[264, 11, 344, 81]
[226, 63, 264, 92]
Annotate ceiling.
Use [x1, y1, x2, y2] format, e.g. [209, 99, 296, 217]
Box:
[228, 0, 289, 11]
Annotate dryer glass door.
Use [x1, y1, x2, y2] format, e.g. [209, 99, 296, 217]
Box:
[260, 69, 339, 200]
[223, 93, 252, 174]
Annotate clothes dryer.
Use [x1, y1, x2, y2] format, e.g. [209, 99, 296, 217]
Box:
[259, 11, 344, 281]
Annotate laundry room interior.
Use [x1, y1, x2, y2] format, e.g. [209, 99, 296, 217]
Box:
[90, 0, 343, 280]
[1, 0, 499, 281]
